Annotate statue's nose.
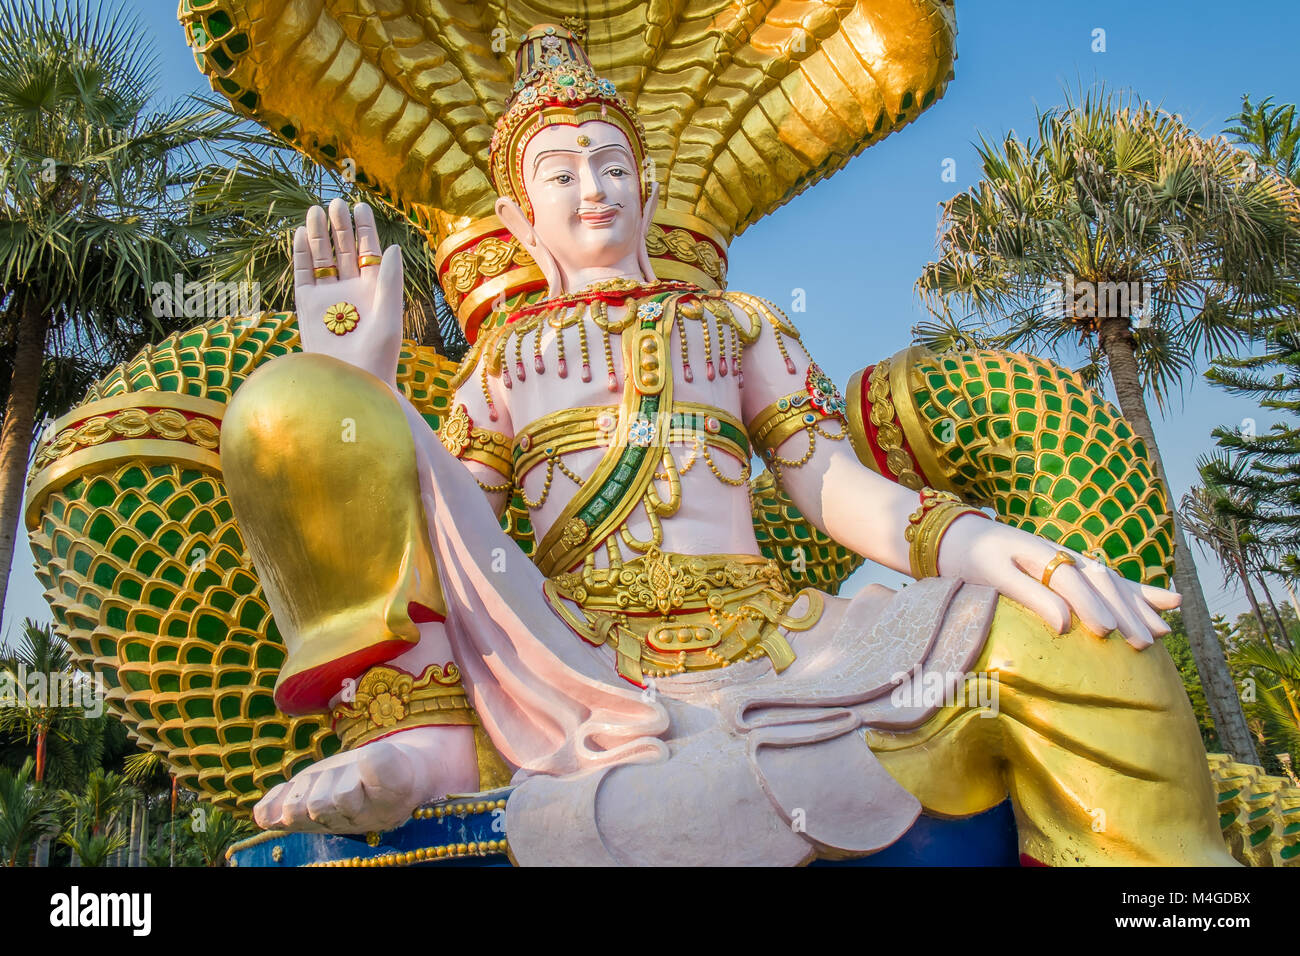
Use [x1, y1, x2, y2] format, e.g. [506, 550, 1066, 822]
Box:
[579, 161, 606, 203]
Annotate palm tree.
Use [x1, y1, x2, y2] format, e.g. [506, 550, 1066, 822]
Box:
[0, 757, 56, 865]
[0, 618, 85, 783]
[58, 825, 127, 867]
[1231, 641, 1300, 761]
[0, 0, 238, 626]
[1225, 94, 1300, 186]
[1205, 326, 1300, 596]
[184, 101, 467, 360]
[1182, 454, 1293, 650]
[122, 749, 172, 866]
[189, 806, 255, 867]
[58, 767, 136, 838]
[916, 87, 1300, 764]
[58, 766, 137, 866]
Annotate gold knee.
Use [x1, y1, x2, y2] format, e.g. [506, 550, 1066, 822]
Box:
[223, 353, 445, 714]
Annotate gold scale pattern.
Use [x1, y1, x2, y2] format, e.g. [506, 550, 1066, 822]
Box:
[904, 348, 1176, 587]
[1207, 754, 1300, 866]
[25, 312, 462, 810]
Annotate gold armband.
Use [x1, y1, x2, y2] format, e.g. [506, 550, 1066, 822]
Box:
[331, 663, 475, 751]
[749, 363, 847, 468]
[904, 487, 990, 579]
[439, 403, 512, 479]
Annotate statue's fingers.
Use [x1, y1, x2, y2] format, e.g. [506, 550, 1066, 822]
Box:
[305, 205, 337, 281]
[1132, 595, 1172, 639]
[371, 244, 406, 337]
[1002, 572, 1070, 633]
[330, 763, 368, 824]
[304, 766, 360, 830]
[1046, 563, 1117, 637]
[1138, 581, 1181, 610]
[329, 197, 359, 281]
[279, 768, 318, 824]
[358, 737, 414, 800]
[303, 771, 339, 824]
[292, 226, 316, 289]
[354, 203, 383, 273]
[1088, 570, 1153, 649]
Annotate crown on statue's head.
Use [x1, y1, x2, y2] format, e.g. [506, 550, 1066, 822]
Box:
[489, 22, 652, 223]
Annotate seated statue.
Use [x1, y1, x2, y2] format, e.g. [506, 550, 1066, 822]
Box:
[219, 24, 1234, 866]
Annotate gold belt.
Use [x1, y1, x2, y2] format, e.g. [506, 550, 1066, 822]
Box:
[512, 401, 749, 480]
[543, 549, 824, 685]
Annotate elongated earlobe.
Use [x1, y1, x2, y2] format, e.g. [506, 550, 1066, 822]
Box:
[635, 181, 661, 282]
[495, 195, 565, 297]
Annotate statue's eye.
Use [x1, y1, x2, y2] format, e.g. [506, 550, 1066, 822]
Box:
[551, 172, 574, 184]
[607, 166, 627, 177]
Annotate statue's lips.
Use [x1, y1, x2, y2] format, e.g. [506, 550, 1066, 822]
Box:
[578, 209, 618, 226]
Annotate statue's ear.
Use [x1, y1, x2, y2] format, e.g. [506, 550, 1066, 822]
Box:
[495, 196, 564, 298]
[635, 180, 660, 282]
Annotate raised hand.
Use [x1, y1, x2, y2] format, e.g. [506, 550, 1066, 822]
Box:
[938, 513, 1181, 649]
[293, 197, 404, 386]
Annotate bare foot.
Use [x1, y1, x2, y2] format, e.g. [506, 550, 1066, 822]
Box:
[253, 725, 480, 833]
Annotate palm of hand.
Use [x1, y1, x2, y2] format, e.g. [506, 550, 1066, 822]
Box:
[293, 198, 404, 386]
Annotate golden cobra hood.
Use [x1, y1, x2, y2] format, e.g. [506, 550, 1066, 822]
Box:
[178, 0, 957, 335]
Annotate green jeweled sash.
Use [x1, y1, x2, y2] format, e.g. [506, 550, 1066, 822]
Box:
[533, 291, 681, 577]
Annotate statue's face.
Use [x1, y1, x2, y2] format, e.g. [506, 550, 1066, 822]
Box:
[520, 120, 643, 271]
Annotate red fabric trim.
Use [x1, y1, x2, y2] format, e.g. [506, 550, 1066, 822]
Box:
[274, 640, 412, 715]
[407, 601, 445, 624]
[505, 279, 699, 324]
[1019, 853, 1049, 867]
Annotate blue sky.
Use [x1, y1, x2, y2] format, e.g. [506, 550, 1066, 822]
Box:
[5, 1, 1299, 641]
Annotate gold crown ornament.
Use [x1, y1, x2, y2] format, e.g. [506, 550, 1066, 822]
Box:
[488, 23, 653, 226]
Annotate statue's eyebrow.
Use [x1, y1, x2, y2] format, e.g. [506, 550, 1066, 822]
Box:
[532, 143, 633, 173]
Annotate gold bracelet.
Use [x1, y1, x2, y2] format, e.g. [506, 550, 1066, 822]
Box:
[904, 488, 988, 579]
[331, 664, 475, 750]
[439, 404, 513, 477]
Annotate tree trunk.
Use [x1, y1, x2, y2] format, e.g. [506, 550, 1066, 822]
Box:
[1255, 573, 1294, 650]
[128, 799, 139, 867]
[34, 725, 47, 785]
[170, 774, 177, 868]
[1235, 554, 1276, 650]
[0, 289, 49, 629]
[1097, 318, 1259, 763]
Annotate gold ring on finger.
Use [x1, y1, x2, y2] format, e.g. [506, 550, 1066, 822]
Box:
[323, 301, 361, 336]
[357, 254, 383, 268]
[1041, 551, 1077, 587]
[313, 265, 339, 279]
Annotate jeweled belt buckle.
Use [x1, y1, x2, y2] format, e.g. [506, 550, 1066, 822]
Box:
[646, 623, 721, 653]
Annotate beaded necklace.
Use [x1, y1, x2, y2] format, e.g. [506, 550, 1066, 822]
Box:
[471, 280, 805, 424]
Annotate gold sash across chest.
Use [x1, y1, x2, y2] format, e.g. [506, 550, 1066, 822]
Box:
[531, 293, 683, 577]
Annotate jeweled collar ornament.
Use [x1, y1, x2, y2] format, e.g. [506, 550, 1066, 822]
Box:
[488, 22, 652, 226]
